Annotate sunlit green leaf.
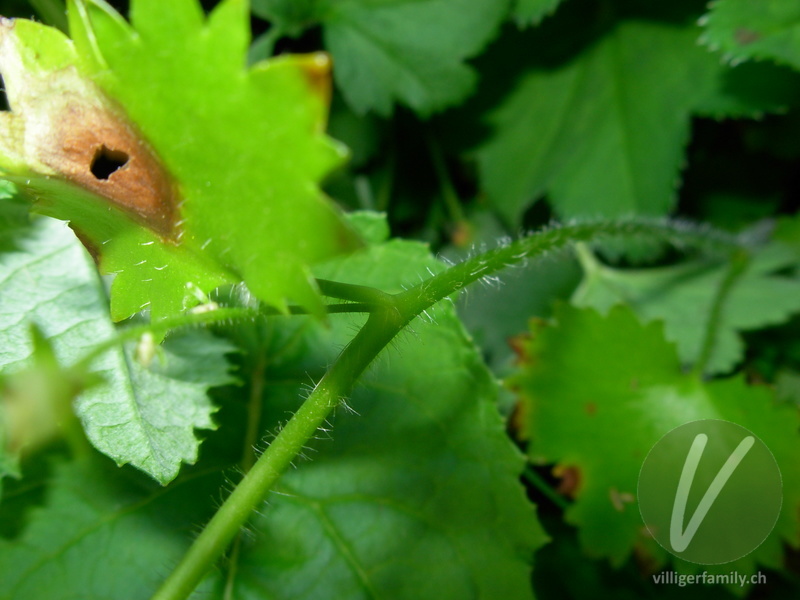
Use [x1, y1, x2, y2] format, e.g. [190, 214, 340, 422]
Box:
[0, 217, 236, 484]
[0, 0, 361, 321]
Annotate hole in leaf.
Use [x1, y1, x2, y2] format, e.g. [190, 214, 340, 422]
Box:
[90, 145, 129, 180]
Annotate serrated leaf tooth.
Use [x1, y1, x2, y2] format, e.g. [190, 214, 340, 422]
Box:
[297, 52, 333, 106]
[130, 0, 203, 37]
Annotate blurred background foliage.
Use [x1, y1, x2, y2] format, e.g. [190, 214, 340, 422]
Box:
[3, 0, 800, 597]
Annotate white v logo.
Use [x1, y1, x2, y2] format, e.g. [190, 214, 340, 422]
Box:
[670, 433, 755, 553]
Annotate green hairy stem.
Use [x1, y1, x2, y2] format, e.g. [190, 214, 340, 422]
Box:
[152, 218, 744, 600]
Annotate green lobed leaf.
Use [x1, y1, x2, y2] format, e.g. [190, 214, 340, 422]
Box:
[0, 0, 361, 322]
[571, 243, 800, 375]
[251, 0, 319, 37]
[321, 0, 511, 116]
[345, 209, 391, 245]
[0, 216, 237, 484]
[0, 455, 222, 599]
[514, 0, 563, 27]
[254, 0, 510, 115]
[475, 7, 799, 225]
[701, 0, 800, 70]
[80, 330, 238, 485]
[510, 303, 800, 570]
[208, 214, 545, 599]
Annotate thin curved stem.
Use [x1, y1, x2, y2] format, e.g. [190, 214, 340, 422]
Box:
[692, 248, 750, 377]
[151, 304, 405, 600]
[395, 219, 741, 318]
[75, 302, 373, 371]
[523, 465, 570, 510]
[316, 278, 396, 306]
[75, 307, 255, 370]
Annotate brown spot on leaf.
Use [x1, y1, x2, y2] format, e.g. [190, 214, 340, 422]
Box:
[450, 220, 473, 247]
[508, 333, 531, 364]
[734, 28, 761, 46]
[510, 322, 546, 366]
[299, 53, 332, 108]
[0, 18, 180, 239]
[610, 487, 635, 512]
[585, 402, 597, 416]
[554, 465, 581, 498]
[507, 398, 530, 441]
[39, 101, 179, 237]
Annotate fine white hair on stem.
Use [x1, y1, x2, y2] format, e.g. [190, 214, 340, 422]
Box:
[337, 397, 359, 416]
